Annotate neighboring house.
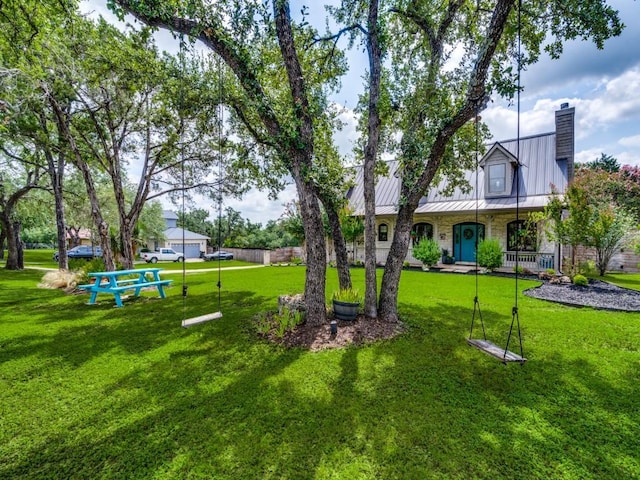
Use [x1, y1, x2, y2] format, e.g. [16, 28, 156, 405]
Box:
[347, 105, 576, 272]
[147, 210, 209, 259]
[66, 227, 93, 248]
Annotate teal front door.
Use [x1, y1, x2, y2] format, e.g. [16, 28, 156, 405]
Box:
[453, 223, 485, 262]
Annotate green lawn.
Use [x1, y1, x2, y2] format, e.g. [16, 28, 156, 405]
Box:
[1, 261, 639, 479]
[0, 249, 256, 270]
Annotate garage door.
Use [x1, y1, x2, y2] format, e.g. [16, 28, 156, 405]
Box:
[170, 243, 201, 258]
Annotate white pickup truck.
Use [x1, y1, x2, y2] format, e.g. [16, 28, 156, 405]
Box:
[141, 248, 184, 263]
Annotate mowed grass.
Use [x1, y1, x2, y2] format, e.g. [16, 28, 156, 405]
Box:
[1, 260, 639, 479]
[0, 249, 255, 270]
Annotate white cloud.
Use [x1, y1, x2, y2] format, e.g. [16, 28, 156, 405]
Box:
[619, 134, 640, 148]
[223, 183, 297, 224]
[332, 105, 360, 160]
[615, 151, 640, 168]
[575, 148, 604, 165]
[483, 100, 559, 141]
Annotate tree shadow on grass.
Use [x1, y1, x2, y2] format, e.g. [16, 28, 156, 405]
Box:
[377, 300, 640, 478]
[2, 294, 639, 479]
[0, 289, 269, 368]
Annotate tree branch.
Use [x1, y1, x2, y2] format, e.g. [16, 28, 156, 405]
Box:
[112, 0, 284, 144]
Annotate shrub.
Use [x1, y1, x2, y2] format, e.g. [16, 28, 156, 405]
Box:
[255, 312, 272, 336]
[545, 268, 556, 275]
[573, 274, 588, 286]
[403, 261, 410, 268]
[578, 260, 597, 276]
[477, 238, 503, 270]
[513, 265, 524, 274]
[255, 308, 305, 339]
[38, 270, 80, 291]
[70, 258, 123, 285]
[412, 238, 441, 267]
[291, 256, 303, 265]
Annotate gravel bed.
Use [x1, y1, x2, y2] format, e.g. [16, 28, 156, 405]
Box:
[524, 279, 640, 312]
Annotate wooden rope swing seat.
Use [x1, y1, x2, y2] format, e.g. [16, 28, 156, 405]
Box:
[467, 300, 527, 364]
[182, 310, 223, 328]
[467, 339, 526, 363]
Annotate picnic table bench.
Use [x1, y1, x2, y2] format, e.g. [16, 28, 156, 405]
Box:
[78, 268, 173, 307]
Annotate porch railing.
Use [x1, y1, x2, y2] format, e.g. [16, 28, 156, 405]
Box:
[348, 247, 555, 272]
[503, 251, 555, 271]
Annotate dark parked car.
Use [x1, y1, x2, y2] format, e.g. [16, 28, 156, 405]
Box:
[53, 245, 103, 262]
[203, 250, 234, 261]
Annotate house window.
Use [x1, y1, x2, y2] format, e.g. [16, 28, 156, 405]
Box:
[507, 220, 537, 252]
[378, 223, 388, 242]
[488, 163, 506, 194]
[411, 222, 433, 246]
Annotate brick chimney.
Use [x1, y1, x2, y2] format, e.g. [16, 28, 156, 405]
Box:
[555, 103, 575, 181]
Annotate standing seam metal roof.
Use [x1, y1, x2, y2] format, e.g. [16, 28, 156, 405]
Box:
[348, 132, 567, 215]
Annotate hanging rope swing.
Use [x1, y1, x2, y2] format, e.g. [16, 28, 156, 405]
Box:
[467, 0, 526, 364]
[179, 41, 224, 328]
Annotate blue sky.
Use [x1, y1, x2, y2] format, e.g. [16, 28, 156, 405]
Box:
[83, 0, 640, 224]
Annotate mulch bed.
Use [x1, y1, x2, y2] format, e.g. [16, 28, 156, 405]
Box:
[263, 315, 405, 352]
[524, 279, 640, 312]
[262, 279, 640, 351]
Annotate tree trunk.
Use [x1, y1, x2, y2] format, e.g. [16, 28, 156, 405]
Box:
[119, 217, 138, 269]
[0, 230, 5, 260]
[378, 205, 414, 322]
[46, 89, 116, 271]
[67, 227, 81, 247]
[295, 174, 327, 327]
[298, 190, 329, 327]
[2, 215, 20, 270]
[49, 151, 68, 269]
[14, 221, 23, 269]
[362, 0, 382, 319]
[40, 111, 69, 269]
[76, 158, 115, 271]
[324, 202, 351, 291]
[54, 195, 68, 270]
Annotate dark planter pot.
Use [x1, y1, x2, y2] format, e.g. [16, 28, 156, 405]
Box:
[442, 256, 455, 265]
[333, 300, 359, 321]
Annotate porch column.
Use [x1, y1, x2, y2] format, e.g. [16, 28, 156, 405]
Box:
[485, 215, 494, 238]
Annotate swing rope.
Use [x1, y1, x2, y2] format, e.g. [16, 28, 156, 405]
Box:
[180, 43, 224, 328]
[215, 55, 223, 310]
[179, 34, 188, 312]
[468, 98, 486, 343]
[503, 0, 525, 361]
[467, 0, 526, 364]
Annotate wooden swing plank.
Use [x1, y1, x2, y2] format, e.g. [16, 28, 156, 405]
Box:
[182, 311, 223, 328]
[467, 338, 527, 363]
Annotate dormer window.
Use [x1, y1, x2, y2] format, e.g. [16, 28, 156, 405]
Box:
[488, 163, 506, 194]
[480, 142, 519, 198]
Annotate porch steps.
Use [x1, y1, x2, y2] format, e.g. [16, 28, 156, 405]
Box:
[437, 264, 478, 274]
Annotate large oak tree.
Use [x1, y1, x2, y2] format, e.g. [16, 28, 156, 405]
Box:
[111, 0, 350, 325]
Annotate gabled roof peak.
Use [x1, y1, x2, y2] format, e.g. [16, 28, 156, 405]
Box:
[479, 142, 519, 168]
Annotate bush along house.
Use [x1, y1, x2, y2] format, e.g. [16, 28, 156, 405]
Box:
[346, 104, 576, 272]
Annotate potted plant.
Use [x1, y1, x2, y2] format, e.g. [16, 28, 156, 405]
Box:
[441, 248, 455, 264]
[412, 238, 441, 270]
[331, 287, 361, 321]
